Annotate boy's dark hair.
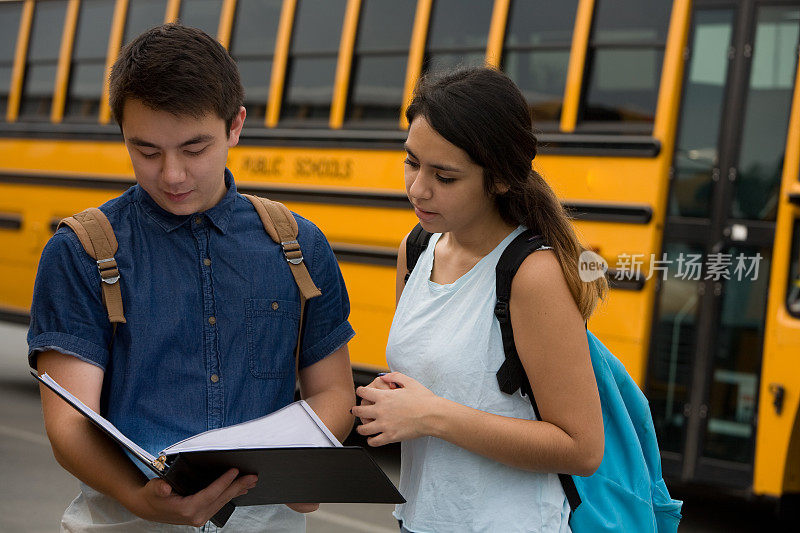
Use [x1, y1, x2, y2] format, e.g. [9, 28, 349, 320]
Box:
[109, 24, 244, 134]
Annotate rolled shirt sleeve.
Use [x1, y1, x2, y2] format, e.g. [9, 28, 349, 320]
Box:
[297, 221, 355, 368]
[28, 227, 114, 370]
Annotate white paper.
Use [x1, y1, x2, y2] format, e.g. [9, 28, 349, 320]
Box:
[36, 372, 341, 465]
[36, 372, 157, 465]
[161, 400, 343, 455]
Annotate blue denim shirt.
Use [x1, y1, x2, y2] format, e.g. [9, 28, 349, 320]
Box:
[28, 170, 355, 462]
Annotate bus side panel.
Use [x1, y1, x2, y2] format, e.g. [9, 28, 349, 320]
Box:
[337, 262, 396, 370]
[754, 56, 800, 497]
[540, 155, 670, 387]
[1, 138, 676, 384]
[756, 309, 800, 496]
[0, 182, 123, 313]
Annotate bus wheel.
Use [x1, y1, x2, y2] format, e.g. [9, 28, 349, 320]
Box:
[777, 492, 800, 525]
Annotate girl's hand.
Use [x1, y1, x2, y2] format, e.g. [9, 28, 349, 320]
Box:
[353, 372, 440, 446]
[354, 374, 396, 424]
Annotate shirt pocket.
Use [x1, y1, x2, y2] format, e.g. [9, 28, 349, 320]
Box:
[245, 298, 300, 379]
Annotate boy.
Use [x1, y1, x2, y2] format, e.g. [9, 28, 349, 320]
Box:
[28, 24, 355, 531]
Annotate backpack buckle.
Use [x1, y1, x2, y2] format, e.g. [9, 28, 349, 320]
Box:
[494, 301, 509, 323]
[96, 258, 120, 284]
[281, 240, 304, 265]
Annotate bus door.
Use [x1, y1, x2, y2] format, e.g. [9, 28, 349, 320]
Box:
[647, 0, 800, 488]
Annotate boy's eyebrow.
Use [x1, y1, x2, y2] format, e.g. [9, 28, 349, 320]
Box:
[128, 134, 215, 149]
[404, 144, 462, 173]
[180, 134, 215, 147]
[127, 137, 158, 148]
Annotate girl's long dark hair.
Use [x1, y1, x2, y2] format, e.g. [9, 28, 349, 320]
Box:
[406, 66, 607, 320]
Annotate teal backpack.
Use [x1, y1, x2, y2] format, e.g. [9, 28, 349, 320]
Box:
[406, 224, 683, 532]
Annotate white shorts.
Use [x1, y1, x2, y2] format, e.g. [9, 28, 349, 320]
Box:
[60, 483, 305, 533]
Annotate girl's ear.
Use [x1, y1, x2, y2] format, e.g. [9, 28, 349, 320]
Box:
[492, 181, 510, 195]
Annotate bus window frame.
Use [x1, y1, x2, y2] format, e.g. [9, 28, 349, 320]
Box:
[500, 0, 579, 132]
[419, 0, 495, 77]
[227, 0, 285, 125]
[176, 0, 225, 38]
[17, 0, 70, 122]
[575, 0, 673, 134]
[576, 41, 668, 134]
[788, 218, 800, 319]
[0, 0, 676, 161]
[0, 1, 26, 122]
[61, 0, 117, 124]
[342, 0, 416, 130]
[277, 0, 349, 128]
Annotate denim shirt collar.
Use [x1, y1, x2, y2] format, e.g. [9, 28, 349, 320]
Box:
[136, 168, 237, 234]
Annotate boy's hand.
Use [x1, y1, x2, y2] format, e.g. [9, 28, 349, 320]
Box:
[128, 468, 257, 526]
[286, 503, 320, 513]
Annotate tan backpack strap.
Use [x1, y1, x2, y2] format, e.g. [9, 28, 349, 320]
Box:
[243, 194, 322, 300]
[57, 208, 126, 324]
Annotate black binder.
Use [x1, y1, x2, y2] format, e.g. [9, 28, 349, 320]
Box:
[33, 372, 404, 527]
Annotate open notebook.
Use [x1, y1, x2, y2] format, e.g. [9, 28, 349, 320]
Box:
[33, 372, 403, 527]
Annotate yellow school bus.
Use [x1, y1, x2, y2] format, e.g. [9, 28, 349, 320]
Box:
[1, 0, 799, 504]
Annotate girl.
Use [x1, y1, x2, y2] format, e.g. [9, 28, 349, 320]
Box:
[352, 67, 607, 533]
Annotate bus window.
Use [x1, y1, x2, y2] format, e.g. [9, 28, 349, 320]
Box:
[669, 9, 734, 219]
[280, 0, 347, 125]
[18, 0, 69, 120]
[789, 220, 800, 318]
[124, 0, 169, 45]
[729, 6, 800, 222]
[64, 0, 115, 122]
[579, 0, 672, 129]
[703, 245, 770, 464]
[502, 0, 578, 125]
[229, 0, 283, 123]
[424, 0, 493, 73]
[648, 242, 703, 456]
[0, 1, 23, 120]
[345, 0, 415, 127]
[179, 0, 224, 35]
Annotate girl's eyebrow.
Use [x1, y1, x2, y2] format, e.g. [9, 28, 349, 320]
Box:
[404, 144, 463, 173]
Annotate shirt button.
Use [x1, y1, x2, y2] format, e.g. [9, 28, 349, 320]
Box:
[203, 258, 211, 266]
[208, 316, 216, 325]
[271, 301, 279, 310]
[210, 374, 219, 383]
[194, 216, 202, 225]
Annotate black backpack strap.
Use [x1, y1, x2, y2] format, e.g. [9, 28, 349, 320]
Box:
[404, 223, 433, 284]
[494, 229, 582, 512]
[494, 229, 546, 396]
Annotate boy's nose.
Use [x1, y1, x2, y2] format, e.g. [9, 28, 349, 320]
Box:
[161, 153, 186, 186]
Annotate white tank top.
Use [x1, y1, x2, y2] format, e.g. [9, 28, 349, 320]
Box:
[387, 226, 571, 533]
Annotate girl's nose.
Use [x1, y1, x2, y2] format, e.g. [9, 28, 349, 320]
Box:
[408, 172, 433, 201]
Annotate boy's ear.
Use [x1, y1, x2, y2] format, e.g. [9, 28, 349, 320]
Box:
[227, 106, 247, 147]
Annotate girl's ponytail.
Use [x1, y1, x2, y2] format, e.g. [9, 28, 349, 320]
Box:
[499, 170, 607, 321]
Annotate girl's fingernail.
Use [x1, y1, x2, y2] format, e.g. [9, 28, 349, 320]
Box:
[377, 372, 387, 376]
